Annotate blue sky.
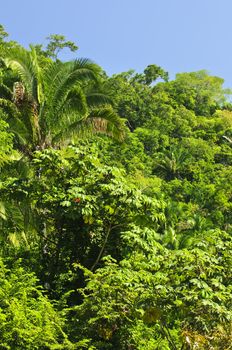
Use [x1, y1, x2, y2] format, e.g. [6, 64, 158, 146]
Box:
[2, 0, 232, 87]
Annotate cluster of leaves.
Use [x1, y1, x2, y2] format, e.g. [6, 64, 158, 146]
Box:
[0, 258, 72, 349]
[0, 25, 232, 349]
[72, 228, 232, 349]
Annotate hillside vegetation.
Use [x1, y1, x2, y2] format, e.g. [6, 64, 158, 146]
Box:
[0, 26, 231, 349]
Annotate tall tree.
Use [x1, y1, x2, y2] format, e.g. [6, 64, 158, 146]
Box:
[45, 34, 78, 60]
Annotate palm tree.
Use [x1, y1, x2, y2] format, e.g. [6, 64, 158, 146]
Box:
[153, 147, 188, 180]
[0, 46, 125, 154]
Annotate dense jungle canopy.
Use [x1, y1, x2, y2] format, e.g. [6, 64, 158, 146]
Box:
[0, 25, 231, 349]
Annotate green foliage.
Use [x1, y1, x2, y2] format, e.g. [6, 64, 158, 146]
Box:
[0, 25, 8, 42]
[0, 114, 19, 167]
[0, 258, 71, 349]
[45, 34, 78, 60]
[72, 229, 232, 349]
[0, 28, 232, 349]
[0, 145, 164, 298]
[104, 70, 158, 129]
[128, 64, 169, 85]
[153, 70, 231, 116]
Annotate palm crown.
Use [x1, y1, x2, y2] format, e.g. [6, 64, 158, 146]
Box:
[0, 46, 125, 154]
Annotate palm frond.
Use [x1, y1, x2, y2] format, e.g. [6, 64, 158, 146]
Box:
[42, 59, 100, 126]
[87, 107, 127, 141]
[62, 86, 88, 115]
[0, 98, 19, 117]
[52, 118, 93, 144]
[0, 83, 13, 100]
[4, 46, 41, 102]
[29, 45, 43, 104]
[7, 116, 31, 145]
[52, 107, 126, 144]
[86, 93, 112, 109]
[50, 59, 98, 104]
[46, 87, 88, 140]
